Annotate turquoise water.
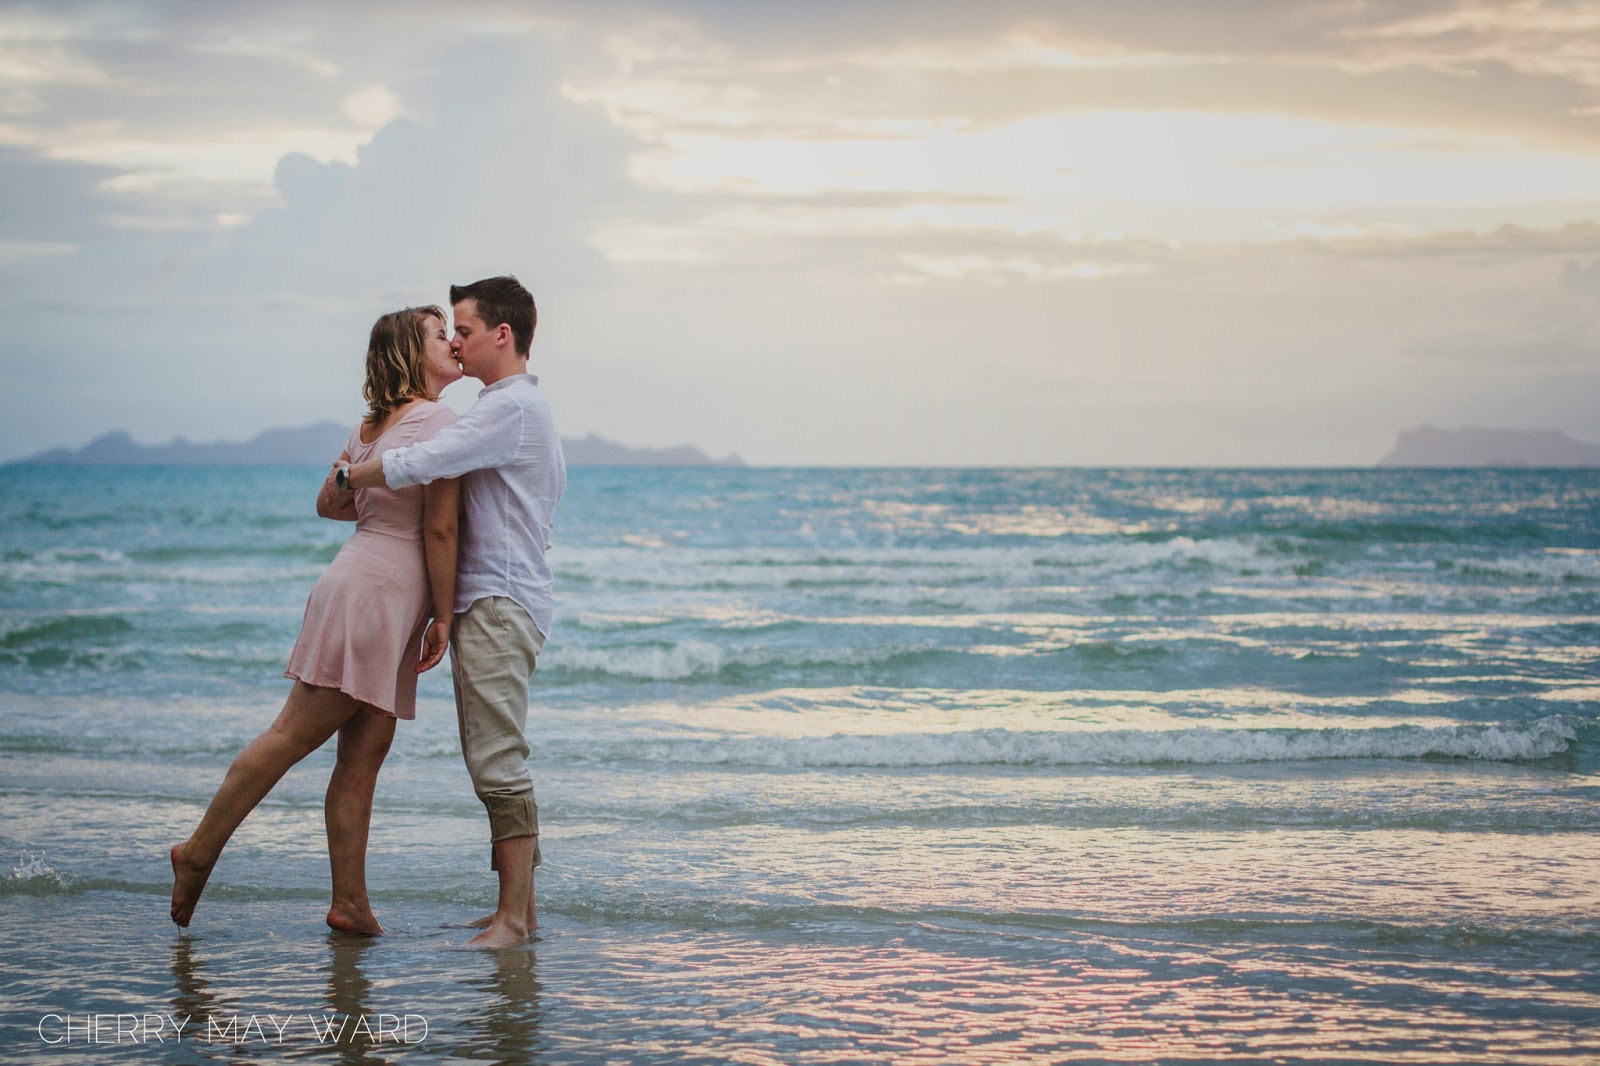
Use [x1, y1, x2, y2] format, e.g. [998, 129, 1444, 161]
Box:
[2, 465, 1598, 1063]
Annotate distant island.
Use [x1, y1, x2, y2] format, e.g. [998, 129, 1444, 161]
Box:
[1379, 425, 1600, 467]
[16, 422, 1594, 468]
[8, 424, 744, 467]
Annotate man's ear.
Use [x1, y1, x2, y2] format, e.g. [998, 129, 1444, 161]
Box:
[497, 324, 513, 347]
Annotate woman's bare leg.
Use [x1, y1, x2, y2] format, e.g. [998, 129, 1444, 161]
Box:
[324, 707, 396, 934]
[170, 682, 362, 927]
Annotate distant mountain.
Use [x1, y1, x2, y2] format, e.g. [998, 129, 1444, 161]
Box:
[8, 424, 744, 467]
[560, 432, 742, 467]
[1379, 425, 1600, 467]
[15, 424, 354, 466]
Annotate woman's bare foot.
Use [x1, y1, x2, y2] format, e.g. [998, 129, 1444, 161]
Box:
[326, 903, 384, 935]
[169, 843, 215, 928]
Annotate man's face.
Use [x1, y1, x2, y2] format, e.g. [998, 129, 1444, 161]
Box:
[451, 299, 495, 380]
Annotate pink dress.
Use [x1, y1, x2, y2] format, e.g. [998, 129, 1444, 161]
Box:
[285, 402, 457, 719]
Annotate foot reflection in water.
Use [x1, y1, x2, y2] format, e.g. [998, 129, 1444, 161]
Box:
[171, 934, 228, 1043]
[448, 947, 546, 1063]
[322, 934, 387, 1066]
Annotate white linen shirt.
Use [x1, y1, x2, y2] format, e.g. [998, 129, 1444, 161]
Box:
[381, 374, 566, 638]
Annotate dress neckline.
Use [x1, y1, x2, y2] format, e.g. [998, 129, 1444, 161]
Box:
[356, 401, 438, 449]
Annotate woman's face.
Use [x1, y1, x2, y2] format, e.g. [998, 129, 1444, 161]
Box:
[419, 314, 463, 395]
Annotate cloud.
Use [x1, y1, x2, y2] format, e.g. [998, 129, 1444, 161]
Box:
[193, 45, 635, 302]
[0, 33, 638, 309]
[2, 1, 1598, 465]
[0, 146, 122, 241]
[0, 30, 648, 463]
[0, 1, 485, 226]
[1562, 257, 1600, 300]
[1292, 221, 1600, 259]
[1334, 1, 1600, 89]
[555, 0, 1600, 155]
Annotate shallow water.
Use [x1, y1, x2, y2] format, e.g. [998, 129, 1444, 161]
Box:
[2, 466, 1598, 1063]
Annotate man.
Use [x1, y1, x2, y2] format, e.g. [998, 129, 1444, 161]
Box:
[339, 275, 565, 949]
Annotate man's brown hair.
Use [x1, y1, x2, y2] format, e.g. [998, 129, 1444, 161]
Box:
[451, 275, 536, 356]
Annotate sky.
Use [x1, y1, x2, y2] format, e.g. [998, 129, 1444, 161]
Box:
[2, 0, 1598, 465]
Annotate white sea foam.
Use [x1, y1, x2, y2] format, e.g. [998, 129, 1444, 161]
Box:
[534, 716, 1576, 768]
[1453, 549, 1600, 584]
[554, 538, 1287, 594]
[0, 553, 319, 589]
[0, 547, 129, 585]
[9, 850, 61, 884]
[549, 640, 943, 680]
[555, 639, 729, 680]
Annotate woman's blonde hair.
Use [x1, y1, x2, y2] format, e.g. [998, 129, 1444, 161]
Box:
[362, 305, 446, 426]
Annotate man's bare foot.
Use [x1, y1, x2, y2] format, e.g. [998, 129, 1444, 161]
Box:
[465, 918, 529, 950]
[169, 843, 215, 928]
[326, 903, 384, 936]
[444, 904, 537, 931]
[442, 913, 494, 929]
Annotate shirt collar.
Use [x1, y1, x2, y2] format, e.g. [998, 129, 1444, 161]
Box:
[478, 372, 538, 397]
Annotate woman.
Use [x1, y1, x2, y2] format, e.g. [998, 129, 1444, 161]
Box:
[170, 305, 463, 934]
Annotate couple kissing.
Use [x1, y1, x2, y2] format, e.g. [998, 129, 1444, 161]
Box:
[170, 275, 565, 950]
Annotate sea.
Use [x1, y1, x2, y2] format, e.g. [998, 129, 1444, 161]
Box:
[0, 465, 1596, 1065]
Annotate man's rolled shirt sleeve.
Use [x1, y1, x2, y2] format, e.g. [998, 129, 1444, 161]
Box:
[382, 393, 524, 488]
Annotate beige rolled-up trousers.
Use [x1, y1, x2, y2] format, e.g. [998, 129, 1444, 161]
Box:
[450, 596, 546, 870]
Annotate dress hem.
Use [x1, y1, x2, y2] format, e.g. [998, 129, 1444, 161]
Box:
[282, 669, 415, 721]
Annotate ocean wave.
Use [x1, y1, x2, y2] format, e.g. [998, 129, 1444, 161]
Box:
[127, 543, 344, 564]
[536, 636, 1192, 684]
[9, 535, 1593, 611]
[537, 798, 1600, 835]
[0, 871, 339, 903]
[0, 550, 131, 586]
[0, 557, 324, 588]
[0, 612, 294, 678]
[551, 539, 1281, 591]
[1448, 552, 1600, 585]
[543, 892, 1600, 948]
[7, 712, 1579, 767]
[1252, 519, 1558, 548]
[553, 538, 1598, 593]
[0, 613, 149, 672]
[510, 718, 1577, 768]
[543, 640, 949, 682]
[16, 865, 1594, 950]
[0, 546, 126, 564]
[1, 614, 136, 647]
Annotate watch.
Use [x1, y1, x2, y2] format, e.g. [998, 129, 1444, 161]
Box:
[335, 464, 352, 491]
